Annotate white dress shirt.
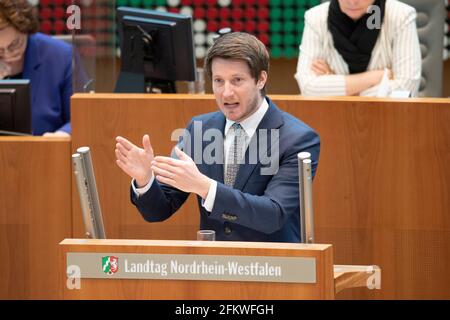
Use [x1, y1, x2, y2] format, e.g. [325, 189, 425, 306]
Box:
[295, 0, 422, 97]
[133, 98, 270, 213]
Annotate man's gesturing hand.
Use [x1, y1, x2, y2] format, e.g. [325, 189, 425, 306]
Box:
[151, 147, 212, 199]
[115, 135, 154, 187]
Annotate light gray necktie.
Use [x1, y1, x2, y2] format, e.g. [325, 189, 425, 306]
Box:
[224, 123, 247, 187]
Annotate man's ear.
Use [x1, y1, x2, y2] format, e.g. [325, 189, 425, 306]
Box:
[257, 71, 268, 89]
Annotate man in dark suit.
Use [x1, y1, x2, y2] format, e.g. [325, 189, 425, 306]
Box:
[115, 32, 320, 242]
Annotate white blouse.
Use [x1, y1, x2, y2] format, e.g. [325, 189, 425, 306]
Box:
[295, 0, 422, 97]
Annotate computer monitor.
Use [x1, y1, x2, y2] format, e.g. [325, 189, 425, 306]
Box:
[0, 80, 31, 135]
[114, 7, 196, 93]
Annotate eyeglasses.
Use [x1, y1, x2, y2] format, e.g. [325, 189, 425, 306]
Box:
[0, 35, 27, 58]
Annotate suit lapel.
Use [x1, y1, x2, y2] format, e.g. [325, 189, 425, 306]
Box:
[198, 112, 226, 184]
[233, 98, 284, 191]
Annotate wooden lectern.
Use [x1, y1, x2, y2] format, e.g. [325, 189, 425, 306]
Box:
[60, 239, 376, 300]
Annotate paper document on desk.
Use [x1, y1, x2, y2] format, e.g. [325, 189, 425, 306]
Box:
[376, 69, 411, 98]
[376, 69, 390, 97]
[390, 90, 411, 98]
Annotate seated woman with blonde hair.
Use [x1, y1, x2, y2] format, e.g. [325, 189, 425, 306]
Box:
[295, 0, 421, 97]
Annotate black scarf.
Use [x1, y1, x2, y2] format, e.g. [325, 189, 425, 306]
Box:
[328, 0, 386, 74]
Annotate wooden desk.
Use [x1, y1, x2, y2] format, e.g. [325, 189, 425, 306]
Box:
[71, 94, 450, 299]
[334, 265, 380, 294]
[0, 137, 72, 299]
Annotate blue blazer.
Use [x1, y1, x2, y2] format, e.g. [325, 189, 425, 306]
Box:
[131, 98, 320, 242]
[23, 33, 72, 135]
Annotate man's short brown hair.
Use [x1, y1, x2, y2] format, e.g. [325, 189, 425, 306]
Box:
[0, 0, 39, 34]
[204, 32, 270, 96]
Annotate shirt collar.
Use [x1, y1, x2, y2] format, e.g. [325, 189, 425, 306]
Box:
[224, 97, 269, 138]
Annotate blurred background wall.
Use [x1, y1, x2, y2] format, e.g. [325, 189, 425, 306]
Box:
[36, 0, 450, 96]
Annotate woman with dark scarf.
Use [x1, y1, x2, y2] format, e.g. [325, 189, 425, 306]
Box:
[295, 0, 421, 97]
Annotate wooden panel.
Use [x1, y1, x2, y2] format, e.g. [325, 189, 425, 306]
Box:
[60, 239, 335, 300]
[274, 97, 450, 299]
[71, 94, 450, 299]
[0, 137, 72, 299]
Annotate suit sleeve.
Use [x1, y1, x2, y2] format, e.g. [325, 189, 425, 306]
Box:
[130, 120, 194, 222]
[359, 7, 422, 97]
[208, 129, 320, 235]
[130, 180, 190, 222]
[386, 6, 421, 97]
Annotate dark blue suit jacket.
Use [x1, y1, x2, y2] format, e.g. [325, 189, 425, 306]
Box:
[131, 98, 320, 242]
[23, 33, 72, 135]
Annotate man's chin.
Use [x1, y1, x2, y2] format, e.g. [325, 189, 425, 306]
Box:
[224, 111, 242, 122]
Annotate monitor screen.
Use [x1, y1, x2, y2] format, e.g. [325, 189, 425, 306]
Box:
[0, 80, 31, 135]
[115, 7, 196, 93]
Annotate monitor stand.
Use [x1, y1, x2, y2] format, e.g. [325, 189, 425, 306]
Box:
[114, 71, 145, 93]
[145, 78, 176, 93]
[114, 71, 176, 93]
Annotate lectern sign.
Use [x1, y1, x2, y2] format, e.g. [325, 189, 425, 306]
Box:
[67, 252, 316, 284]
